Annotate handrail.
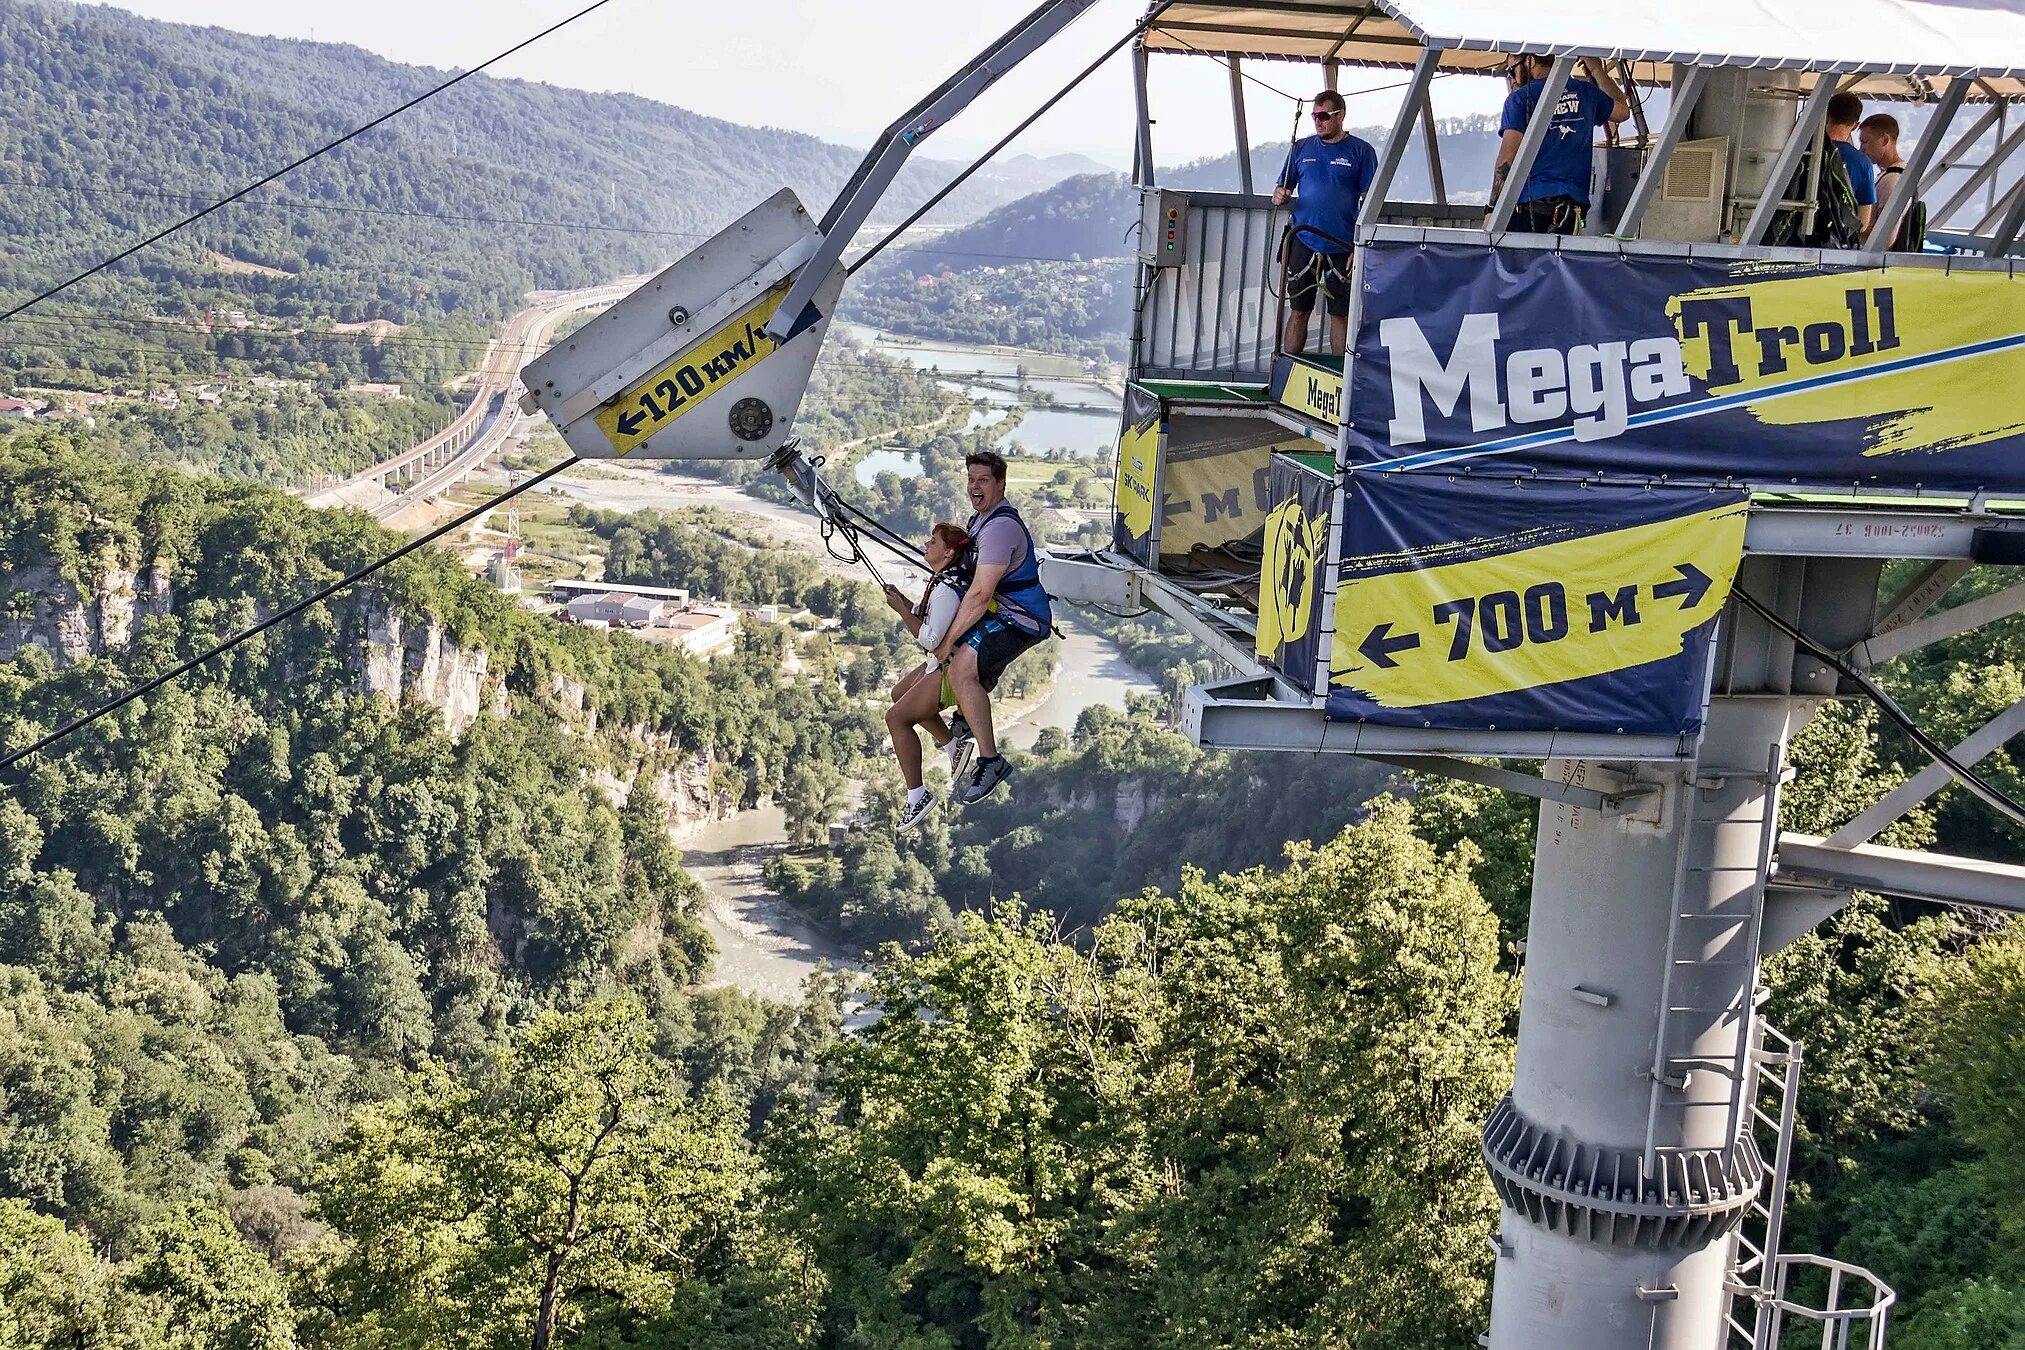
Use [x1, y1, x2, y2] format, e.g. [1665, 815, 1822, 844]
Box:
[1764, 1253, 1896, 1349]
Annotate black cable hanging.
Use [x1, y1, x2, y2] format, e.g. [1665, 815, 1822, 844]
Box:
[0, 0, 618, 326]
[0, 457, 581, 776]
[1731, 586, 2025, 829]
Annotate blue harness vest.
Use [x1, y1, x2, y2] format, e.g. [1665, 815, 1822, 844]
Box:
[973, 501, 1053, 633]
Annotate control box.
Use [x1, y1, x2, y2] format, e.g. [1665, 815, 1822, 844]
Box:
[1139, 189, 1189, 267]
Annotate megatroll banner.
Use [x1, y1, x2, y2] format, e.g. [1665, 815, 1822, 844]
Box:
[1346, 241, 2025, 493]
[1327, 474, 1748, 736]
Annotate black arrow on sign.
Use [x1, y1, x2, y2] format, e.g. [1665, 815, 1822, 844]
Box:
[1652, 563, 1712, 610]
[616, 408, 649, 438]
[1358, 622, 1421, 669]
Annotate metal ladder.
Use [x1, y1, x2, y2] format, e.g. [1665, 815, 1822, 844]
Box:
[1724, 1018, 1897, 1349]
[1645, 749, 1785, 1168]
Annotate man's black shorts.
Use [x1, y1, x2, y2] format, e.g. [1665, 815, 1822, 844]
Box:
[1284, 236, 1352, 318]
[961, 613, 1045, 690]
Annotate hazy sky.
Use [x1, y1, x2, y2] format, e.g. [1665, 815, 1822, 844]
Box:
[86, 0, 1508, 170]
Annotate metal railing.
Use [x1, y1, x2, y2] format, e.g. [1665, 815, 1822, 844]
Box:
[1137, 191, 1283, 384]
[1724, 1018, 1896, 1350]
[1760, 1255, 1897, 1350]
[1135, 194, 1484, 385]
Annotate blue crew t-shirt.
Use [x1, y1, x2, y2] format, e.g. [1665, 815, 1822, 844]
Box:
[1278, 133, 1378, 254]
[1832, 137, 1878, 207]
[1499, 77, 1616, 206]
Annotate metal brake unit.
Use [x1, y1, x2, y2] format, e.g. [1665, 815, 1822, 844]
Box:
[517, 189, 844, 461]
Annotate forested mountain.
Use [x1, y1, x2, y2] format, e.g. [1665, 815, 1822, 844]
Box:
[0, 0, 1077, 342]
[0, 435, 1528, 1347]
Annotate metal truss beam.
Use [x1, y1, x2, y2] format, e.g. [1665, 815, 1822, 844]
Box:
[1744, 507, 2025, 560]
[1362, 49, 1441, 228]
[1183, 676, 1695, 761]
[1488, 57, 1574, 234]
[770, 0, 1100, 338]
[1741, 78, 1839, 246]
[1364, 753, 1660, 813]
[1870, 559, 1972, 637]
[1826, 695, 2025, 846]
[1778, 834, 2025, 915]
[1135, 573, 1264, 676]
[1864, 78, 1970, 252]
[1853, 581, 2025, 669]
[1613, 64, 1709, 237]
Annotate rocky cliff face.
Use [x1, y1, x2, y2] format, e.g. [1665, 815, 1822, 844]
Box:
[0, 562, 501, 735]
[355, 606, 502, 736]
[2, 561, 723, 829]
[0, 559, 172, 665]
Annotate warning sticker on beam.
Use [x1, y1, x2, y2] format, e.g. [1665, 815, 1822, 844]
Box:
[595, 287, 788, 455]
[1326, 474, 1746, 736]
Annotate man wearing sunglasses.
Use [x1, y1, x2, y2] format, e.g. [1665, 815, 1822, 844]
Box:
[1489, 54, 1630, 234]
[1272, 90, 1377, 355]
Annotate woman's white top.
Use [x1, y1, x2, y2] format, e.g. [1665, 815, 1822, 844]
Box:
[917, 577, 963, 652]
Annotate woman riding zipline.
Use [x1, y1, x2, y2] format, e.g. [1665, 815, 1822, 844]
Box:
[882, 522, 976, 832]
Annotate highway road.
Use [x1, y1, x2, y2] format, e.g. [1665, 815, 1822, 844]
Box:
[305, 279, 637, 520]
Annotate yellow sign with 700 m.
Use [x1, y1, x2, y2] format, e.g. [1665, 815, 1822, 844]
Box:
[595, 288, 788, 455]
[1330, 500, 1747, 709]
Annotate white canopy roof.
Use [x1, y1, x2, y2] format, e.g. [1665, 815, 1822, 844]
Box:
[1142, 0, 2025, 98]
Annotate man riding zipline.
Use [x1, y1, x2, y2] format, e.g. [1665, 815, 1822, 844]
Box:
[929, 450, 1053, 810]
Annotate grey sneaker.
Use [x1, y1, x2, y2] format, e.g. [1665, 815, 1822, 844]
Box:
[944, 714, 973, 774]
[897, 791, 935, 834]
[955, 754, 1013, 805]
[946, 734, 976, 784]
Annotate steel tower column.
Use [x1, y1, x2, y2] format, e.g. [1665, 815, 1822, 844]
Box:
[1485, 695, 1809, 1350]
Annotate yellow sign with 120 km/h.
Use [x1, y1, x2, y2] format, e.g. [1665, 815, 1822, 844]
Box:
[594, 287, 788, 455]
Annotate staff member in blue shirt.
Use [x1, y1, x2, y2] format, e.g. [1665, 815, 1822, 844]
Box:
[1272, 89, 1377, 355]
[1489, 55, 1630, 234]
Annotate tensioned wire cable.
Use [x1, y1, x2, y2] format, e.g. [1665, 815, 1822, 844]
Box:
[0, 457, 579, 777]
[0, 2, 630, 772]
[0, 0, 620, 327]
[0, 178, 1140, 270]
[849, 19, 1153, 278]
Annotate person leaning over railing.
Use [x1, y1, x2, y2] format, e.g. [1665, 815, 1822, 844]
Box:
[1488, 54, 1630, 235]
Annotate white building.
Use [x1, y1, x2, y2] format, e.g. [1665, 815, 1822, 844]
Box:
[564, 592, 666, 627]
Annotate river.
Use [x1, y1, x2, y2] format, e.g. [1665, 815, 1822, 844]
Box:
[836, 322, 1122, 461]
[681, 614, 1157, 1007]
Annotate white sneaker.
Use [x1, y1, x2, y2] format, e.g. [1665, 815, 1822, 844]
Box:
[897, 791, 935, 834]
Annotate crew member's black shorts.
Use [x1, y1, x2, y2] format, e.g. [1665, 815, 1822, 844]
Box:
[961, 613, 1045, 690]
[1284, 236, 1352, 318]
[1510, 196, 1586, 236]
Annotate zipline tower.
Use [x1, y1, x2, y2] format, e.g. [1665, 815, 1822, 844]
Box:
[524, 3, 2025, 1345]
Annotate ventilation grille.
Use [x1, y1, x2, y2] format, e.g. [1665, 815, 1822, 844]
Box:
[1664, 141, 1724, 203]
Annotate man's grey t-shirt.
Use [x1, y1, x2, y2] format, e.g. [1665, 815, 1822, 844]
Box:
[968, 506, 1042, 633]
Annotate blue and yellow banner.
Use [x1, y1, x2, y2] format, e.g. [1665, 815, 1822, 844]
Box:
[1255, 453, 1332, 691]
[1327, 475, 1747, 735]
[1112, 385, 1162, 566]
[1347, 242, 2025, 493]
